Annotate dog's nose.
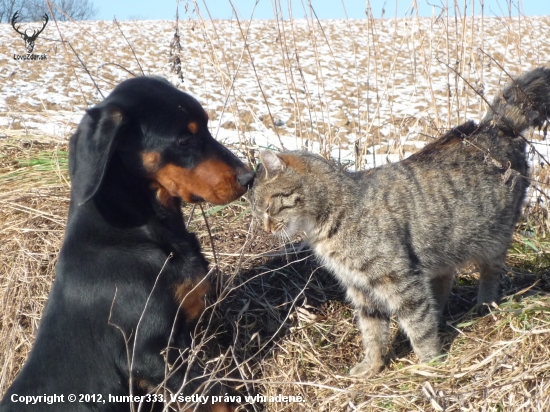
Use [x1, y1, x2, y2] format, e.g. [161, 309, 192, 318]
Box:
[237, 169, 255, 187]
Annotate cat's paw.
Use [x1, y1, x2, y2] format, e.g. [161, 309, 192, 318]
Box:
[476, 302, 492, 316]
[349, 361, 382, 377]
[417, 352, 441, 364]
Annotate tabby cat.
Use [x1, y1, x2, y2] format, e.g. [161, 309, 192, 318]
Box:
[248, 67, 550, 376]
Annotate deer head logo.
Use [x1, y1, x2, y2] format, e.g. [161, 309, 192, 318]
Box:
[11, 12, 48, 54]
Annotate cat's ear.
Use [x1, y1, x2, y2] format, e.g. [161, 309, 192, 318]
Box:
[260, 150, 287, 176]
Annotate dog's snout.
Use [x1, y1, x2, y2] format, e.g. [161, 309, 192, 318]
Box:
[237, 169, 255, 187]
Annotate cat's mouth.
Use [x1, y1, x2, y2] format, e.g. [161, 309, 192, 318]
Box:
[260, 212, 313, 238]
[263, 213, 284, 233]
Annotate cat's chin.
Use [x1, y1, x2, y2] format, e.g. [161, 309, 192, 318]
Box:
[285, 217, 315, 238]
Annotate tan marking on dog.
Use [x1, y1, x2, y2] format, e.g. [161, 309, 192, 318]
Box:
[188, 121, 199, 134]
[143, 152, 179, 207]
[141, 151, 161, 173]
[134, 378, 154, 391]
[149, 181, 175, 208]
[174, 277, 210, 321]
[153, 160, 246, 205]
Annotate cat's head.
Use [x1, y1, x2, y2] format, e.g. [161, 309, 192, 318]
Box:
[248, 150, 333, 237]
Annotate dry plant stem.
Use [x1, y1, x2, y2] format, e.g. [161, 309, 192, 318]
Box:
[5, 202, 65, 226]
[107, 287, 136, 412]
[286, 9, 316, 151]
[186, 204, 197, 227]
[98, 62, 137, 78]
[272, 2, 301, 149]
[193, 0, 253, 153]
[445, 4, 451, 129]
[113, 18, 145, 76]
[212, 8, 251, 141]
[217, 258, 318, 384]
[467, 2, 476, 121]
[458, 2, 467, 119]
[305, 5, 332, 156]
[129, 252, 173, 407]
[340, 0, 362, 167]
[362, 8, 382, 168]
[163, 272, 219, 412]
[414, 3, 440, 130]
[229, 345, 261, 412]
[45, 0, 103, 102]
[199, 204, 221, 291]
[496, 15, 512, 86]
[217, 376, 348, 393]
[228, 0, 286, 150]
[230, 218, 255, 278]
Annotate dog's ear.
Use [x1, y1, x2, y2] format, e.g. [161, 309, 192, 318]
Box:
[69, 103, 125, 206]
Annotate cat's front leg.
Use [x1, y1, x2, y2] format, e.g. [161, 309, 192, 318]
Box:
[396, 289, 441, 363]
[347, 287, 389, 377]
[350, 306, 390, 376]
[476, 257, 504, 315]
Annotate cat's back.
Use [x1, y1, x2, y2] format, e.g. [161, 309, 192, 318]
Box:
[352, 120, 527, 205]
[342, 120, 528, 270]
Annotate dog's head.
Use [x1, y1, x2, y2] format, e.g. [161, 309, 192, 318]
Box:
[69, 76, 253, 207]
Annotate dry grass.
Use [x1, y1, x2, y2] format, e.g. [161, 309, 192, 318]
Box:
[1, 1, 550, 411]
[1, 140, 549, 411]
[0, 140, 69, 391]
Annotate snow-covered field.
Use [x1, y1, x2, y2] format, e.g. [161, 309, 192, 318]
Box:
[1, 16, 550, 168]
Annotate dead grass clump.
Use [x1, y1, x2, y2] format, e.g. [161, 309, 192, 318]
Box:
[0, 140, 69, 393]
[187, 205, 550, 412]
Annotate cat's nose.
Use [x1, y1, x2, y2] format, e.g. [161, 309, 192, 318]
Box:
[237, 168, 255, 188]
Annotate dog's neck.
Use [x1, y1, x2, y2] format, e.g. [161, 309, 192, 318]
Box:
[70, 153, 186, 233]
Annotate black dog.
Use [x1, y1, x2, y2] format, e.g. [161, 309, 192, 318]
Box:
[0, 77, 253, 412]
